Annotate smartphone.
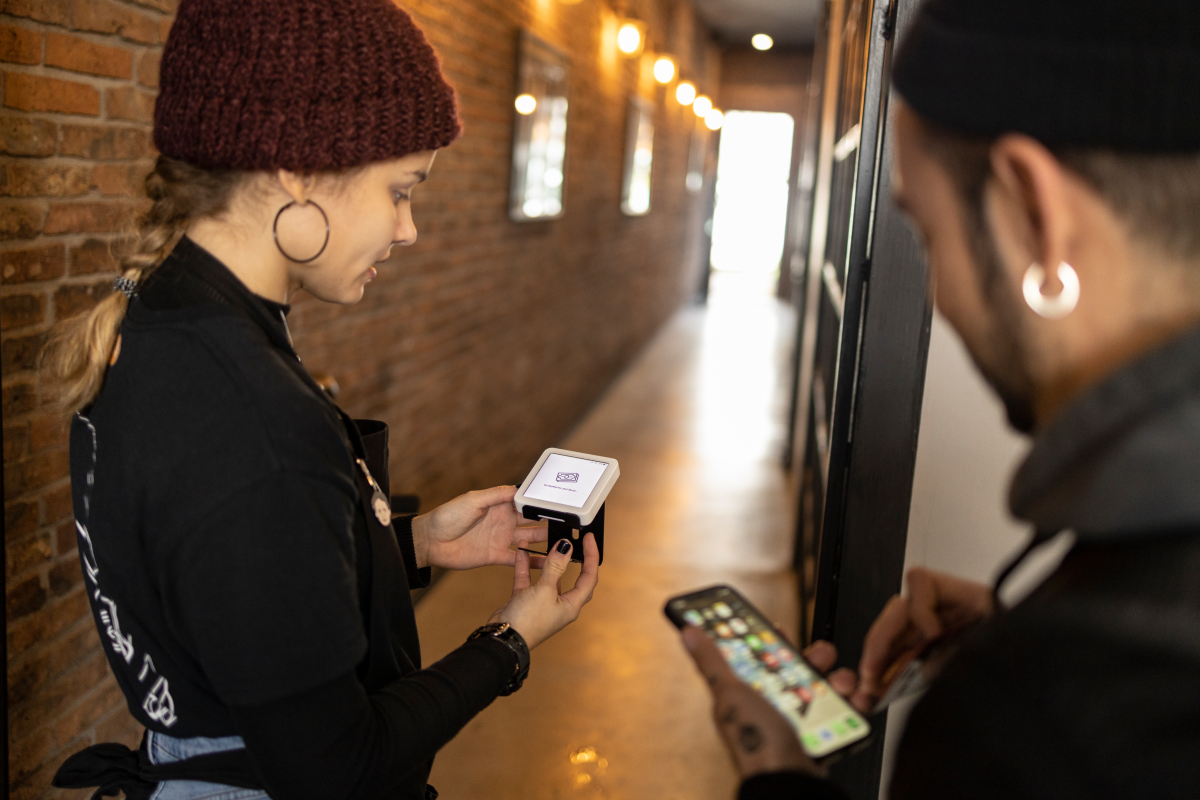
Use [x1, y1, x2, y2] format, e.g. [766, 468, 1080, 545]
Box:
[665, 585, 871, 759]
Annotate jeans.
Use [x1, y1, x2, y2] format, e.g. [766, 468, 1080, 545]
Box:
[147, 730, 271, 800]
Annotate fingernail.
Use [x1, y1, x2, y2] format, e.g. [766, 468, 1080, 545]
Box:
[556, 539, 572, 555]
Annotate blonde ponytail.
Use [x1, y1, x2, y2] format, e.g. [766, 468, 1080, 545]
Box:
[45, 156, 244, 411]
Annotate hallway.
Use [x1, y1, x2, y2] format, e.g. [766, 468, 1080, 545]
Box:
[415, 274, 798, 799]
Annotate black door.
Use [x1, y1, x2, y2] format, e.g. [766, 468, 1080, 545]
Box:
[785, 0, 932, 796]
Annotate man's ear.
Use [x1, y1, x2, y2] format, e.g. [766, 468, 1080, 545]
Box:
[276, 170, 316, 204]
[985, 135, 1077, 291]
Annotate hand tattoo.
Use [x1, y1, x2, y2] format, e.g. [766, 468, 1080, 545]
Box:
[737, 724, 763, 753]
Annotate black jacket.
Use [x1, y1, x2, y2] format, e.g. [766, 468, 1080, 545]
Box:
[744, 326, 1200, 799]
[60, 238, 515, 800]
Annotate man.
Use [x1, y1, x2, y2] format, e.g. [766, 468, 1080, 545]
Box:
[682, 0, 1200, 797]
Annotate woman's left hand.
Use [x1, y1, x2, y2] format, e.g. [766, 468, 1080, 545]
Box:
[412, 486, 547, 571]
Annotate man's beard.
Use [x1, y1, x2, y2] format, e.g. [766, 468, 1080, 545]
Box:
[964, 228, 1039, 434]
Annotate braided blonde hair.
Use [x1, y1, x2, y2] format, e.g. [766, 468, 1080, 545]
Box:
[45, 156, 244, 411]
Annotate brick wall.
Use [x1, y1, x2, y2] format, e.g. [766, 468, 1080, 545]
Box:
[1, 0, 716, 797]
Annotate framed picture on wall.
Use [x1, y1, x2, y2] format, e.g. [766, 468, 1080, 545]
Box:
[620, 97, 655, 216]
[509, 30, 570, 222]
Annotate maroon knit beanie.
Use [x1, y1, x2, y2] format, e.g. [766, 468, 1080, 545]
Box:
[154, 0, 462, 172]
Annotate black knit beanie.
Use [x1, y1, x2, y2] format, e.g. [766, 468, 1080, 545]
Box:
[892, 0, 1200, 151]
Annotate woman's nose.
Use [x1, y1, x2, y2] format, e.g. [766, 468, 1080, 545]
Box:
[394, 206, 417, 246]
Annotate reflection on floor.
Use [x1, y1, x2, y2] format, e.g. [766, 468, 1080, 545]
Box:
[416, 272, 798, 799]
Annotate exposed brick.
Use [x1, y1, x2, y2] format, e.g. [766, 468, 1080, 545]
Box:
[2, 163, 90, 197]
[2, 381, 36, 415]
[129, 0, 175, 14]
[0, 200, 46, 239]
[93, 704, 141, 748]
[2, 242, 66, 283]
[91, 161, 148, 196]
[56, 517, 77, 555]
[48, 556, 82, 596]
[4, 421, 29, 459]
[7, 531, 51, 574]
[60, 123, 148, 160]
[70, 0, 157, 44]
[45, 32, 133, 79]
[4, 72, 100, 116]
[0, 23, 41, 65]
[9, 639, 107, 737]
[157, 15, 171, 44]
[54, 278, 112, 318]
[7, 727, 51, 786]
[6, 573, 46, 620]
[10, 756, 66, 800]
[69, 237, 114, 274]
[4, 447, 69, 498]
[5, 499, 38, 539]
[0, 114, 56, 156]
[31, 412, 69, 451]
[43, 200, 130, 234]
[7, 589, 89, 659]
[0, 0, 71, 26]
[0, 291, 45, 330]
[136, 47, 160, 87]
[51, 677, 126, 747]
[105, 85, 154, 122]
[0, 329, 47, 372]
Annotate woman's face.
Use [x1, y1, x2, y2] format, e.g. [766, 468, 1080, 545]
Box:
[277, 150, 438, 304]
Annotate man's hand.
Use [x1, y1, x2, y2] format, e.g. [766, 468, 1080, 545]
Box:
[681, 626, 838, 781]
[411, 486, 547, 571]
[850, 567, 993, 712]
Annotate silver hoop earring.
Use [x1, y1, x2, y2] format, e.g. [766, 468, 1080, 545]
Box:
[1022, 261, 1079, 320]
[273, 200, 330, 264]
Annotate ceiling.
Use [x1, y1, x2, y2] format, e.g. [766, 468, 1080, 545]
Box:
[692, 0, 823, 49]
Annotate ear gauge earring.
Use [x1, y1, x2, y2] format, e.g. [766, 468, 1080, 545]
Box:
[1023, 261, 1080, 320]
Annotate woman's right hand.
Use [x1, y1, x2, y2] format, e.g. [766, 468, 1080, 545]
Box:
[848, 567, 994, 712]
[488, 533, 600, 650]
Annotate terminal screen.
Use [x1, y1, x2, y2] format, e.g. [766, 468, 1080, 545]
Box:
[523, 454, 609, 509]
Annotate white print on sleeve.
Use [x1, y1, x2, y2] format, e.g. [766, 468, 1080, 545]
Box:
[96, 593, 135, 664]
[76, 412, 181, 727]
[143, 676, 178, 727]
[77, 520, 100, 585]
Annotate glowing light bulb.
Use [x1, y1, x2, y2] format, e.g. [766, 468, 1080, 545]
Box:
[653, 56, 675, 84]
[693, 94, 712, 116]
[751, 34, 774, 51]
[617, 23, 642, 55]
[675, 81, 696, 105]
[705, 109, 724, 130]
[514, 94, 537, 115]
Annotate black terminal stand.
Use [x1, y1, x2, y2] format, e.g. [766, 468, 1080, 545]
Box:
[522, 503, 605, 566]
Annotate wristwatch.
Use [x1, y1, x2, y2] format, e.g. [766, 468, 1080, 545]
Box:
[467, 622, 530, 696]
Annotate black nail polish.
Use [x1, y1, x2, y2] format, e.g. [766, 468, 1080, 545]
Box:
[556, 539, 572, 555]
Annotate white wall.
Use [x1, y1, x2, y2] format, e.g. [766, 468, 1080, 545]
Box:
[876, 311, 1048, 797]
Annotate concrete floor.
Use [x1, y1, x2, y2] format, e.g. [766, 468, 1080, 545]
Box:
[416, 273, 799, 800]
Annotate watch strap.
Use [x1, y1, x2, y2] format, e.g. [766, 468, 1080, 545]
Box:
[468, 623, 530, 696]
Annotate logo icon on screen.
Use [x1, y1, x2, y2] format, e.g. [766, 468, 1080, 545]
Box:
[556, 473, 580, 483]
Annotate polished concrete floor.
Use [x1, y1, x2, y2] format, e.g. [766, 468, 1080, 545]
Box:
[416, 273, 799, 800]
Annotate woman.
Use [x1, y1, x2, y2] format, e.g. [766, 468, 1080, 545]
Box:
[48, 1, 599, 799]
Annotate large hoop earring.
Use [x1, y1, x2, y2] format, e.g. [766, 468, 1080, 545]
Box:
[273, 200, 330, 264]
[1022, 261, 1079, 320]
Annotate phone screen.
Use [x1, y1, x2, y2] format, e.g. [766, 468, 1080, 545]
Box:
[523, 453, 609, 509]
[667, 586, 871, 758]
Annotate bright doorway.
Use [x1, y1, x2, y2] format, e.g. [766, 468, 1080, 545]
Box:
[709, 111, 795, 296]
